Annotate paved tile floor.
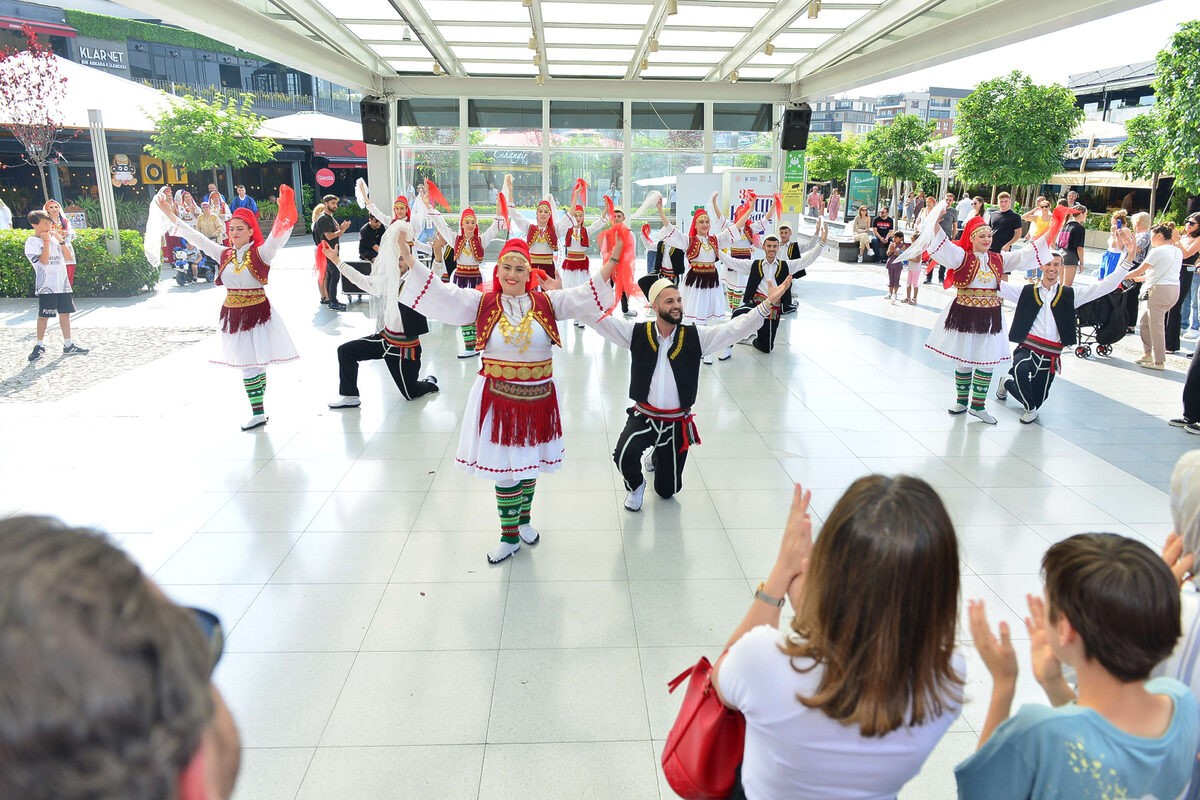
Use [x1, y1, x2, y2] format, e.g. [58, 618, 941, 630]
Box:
[1, 234, 1190, 799]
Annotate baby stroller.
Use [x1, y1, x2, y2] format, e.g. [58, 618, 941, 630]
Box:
[1073, 282, 1133, 358]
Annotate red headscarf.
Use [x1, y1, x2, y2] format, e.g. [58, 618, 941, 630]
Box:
[392, 195, 410, 222]
[956, 215, 987, 252]
[489, 239, 546, 293]
[231, 208, 264, 247]
[687, 207, 712, 239]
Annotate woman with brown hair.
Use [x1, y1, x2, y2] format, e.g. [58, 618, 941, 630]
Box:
[713, 477, 964, 799]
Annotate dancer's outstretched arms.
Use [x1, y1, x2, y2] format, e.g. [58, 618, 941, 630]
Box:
[696, 277, 791, 355]
[397, 251, 482, 325]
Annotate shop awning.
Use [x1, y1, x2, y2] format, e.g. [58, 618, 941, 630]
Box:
[0, 16, 76, 38]
[1047, 171, 1155, 189]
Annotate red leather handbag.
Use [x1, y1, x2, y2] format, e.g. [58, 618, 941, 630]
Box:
[661, 655, 746, 800]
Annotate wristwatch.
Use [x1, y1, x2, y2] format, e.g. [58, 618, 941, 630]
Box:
[754, 582, 784, 607]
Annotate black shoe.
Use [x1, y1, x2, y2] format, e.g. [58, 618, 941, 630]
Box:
[320, 298, 331, 305]
[28, 344, 46, 362]
[328, 301, 347, 311]
[1170, 417, 1193, 427]
[62, 343, 89, 355]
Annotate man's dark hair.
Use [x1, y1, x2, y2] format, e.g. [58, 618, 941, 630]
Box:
[322, 194, 339, 204]
[0, 517, 214, 800]
[27, 210, 50, 226]
[235, 184, 246, 191]
[1043, 533, 1180, 682]
[763, 235, 780, 244]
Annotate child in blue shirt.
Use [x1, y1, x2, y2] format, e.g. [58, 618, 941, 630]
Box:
[957, 533, 1198, 800]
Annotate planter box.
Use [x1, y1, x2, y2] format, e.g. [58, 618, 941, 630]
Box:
[1084, 229, 1110, 249]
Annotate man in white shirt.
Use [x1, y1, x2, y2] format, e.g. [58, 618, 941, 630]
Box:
[995, 240, 1132, 423]
[955, 195, 975, 235]
[24, 210, 88, 361]
[582, 273, 791, 511]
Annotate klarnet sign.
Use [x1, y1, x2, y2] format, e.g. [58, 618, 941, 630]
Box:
[75, 38, 128, 72]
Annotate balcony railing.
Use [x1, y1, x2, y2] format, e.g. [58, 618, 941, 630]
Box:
[139, 79, 362, 119]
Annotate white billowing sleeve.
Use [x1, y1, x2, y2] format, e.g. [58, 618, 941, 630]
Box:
[923, 227, 966, 272]
[587, 218, 608, 239]
[999, 237, 1051, 275]
[481, 220, 504, 248]
[696, 306, 770, 355]
[583, 279, 637, 348]
[335, 261, 375, 294]
[256, 223, 293, 264]
[714, 226, 736, 249]
[429, 213, 455, 243]
[553, 211, 572, 240]
[784, 235, 824, 276]
[546, 273, 609, 322]
[171, 218, 226, 261]
[718, 251, 754, 275]
[397, 259, 482, 326]
[508, 207, 531, 237]
[659, 225, 689, 250]
[1071, 258, 1130, 306]
[365, 201, 391, 226]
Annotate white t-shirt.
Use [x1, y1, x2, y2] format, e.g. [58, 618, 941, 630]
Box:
[1141, 244, 1183, 289]
[24, 235, 70, 295]
[718, 624, 963, 800]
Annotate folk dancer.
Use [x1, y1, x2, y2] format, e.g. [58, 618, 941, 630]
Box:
[720, 221, 827, 353]
[561, 203, 610, 327]
[152, 187, 299, 430]
[710, 191, 772, 314]
[651, 196, 751, 364]
[900, 203, 1055, 425]
[357, 181, 433, 259]
[427, 205, 509, 356]
[398, 237, 625, 564]
[995, 237, 1132, 424]
[778, 223, 803, 313]
[584, 272, 792, 511]
[503, 175, 570, 280]
[324, 222, 440, 409]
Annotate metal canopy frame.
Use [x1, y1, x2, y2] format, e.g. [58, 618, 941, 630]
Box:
[119, 0, 1154, 102]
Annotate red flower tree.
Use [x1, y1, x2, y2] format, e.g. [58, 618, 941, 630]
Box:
[0, 27, 67, 202]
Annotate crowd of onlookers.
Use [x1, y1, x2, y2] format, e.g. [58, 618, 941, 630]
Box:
[6, 454, 1200, 799]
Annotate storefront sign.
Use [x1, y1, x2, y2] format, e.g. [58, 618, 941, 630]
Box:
[75, 37, 128, 72]
[139, 155, 188, 185]
[315, 168, 336, 187]
[1062, 137, 1125, 171]
[314, 138, 366, 160]
[845, 169, 879, 222]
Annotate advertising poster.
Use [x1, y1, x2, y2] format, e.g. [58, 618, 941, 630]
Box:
[845, 169, 879, 223]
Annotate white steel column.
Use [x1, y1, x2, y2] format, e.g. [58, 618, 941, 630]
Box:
[542, 98, 551, 199]
[622, 99, 632, 218]
[703, 101, 714, 172]
[365, 97, 398, 209]
[459, 97, 469, 207]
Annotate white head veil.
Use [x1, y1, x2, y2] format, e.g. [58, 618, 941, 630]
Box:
[1171, 450, 1200, 567]
[368, 218, 413, 331]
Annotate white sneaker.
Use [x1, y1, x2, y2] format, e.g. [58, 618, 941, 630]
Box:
[328, 396, 361, 409]
[643, 449, 656, 473]
[718, 346, 733, 361]
[969, 407, 997, 425]
[995, 383, 1007, 402]
[623, 309, 637, 318]
[624, 480, 647, 512]
[241, 413, 268, 431]
[518, 523, 540, 545]
[1186, 330, 1200, 340]
[702, 354, 713, 365]
[1019, 409, 1039, 424]
[457, 349, 480, 359]
[947, 403, 968, 415]
[857, 254, 863, 263]
[487, 540, 520, 563]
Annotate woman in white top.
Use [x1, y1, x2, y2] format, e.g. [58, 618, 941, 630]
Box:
[714, 476, 965, 800]
[1125, 221, 1184, 370]
[0, 197, 12, 229]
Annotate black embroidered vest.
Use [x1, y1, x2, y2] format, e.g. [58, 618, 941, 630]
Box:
[1010, 284, 1076, 346]
[629, 321, 701, 409]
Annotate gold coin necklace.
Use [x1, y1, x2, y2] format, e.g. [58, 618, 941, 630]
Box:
[497, 296, 534, 353]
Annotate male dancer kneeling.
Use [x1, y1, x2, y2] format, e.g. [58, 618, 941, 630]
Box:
[322, 223, 439, 409]
[995, 233, 1133, 424]
[584, 273, 791, 510]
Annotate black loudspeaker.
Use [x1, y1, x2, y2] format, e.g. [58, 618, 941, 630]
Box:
[360, 98, 390, 146]
[781, 103, 812, 151]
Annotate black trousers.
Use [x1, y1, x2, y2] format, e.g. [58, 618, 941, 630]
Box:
[1184, 351, 1200, 422]
[753, 315, 780, 353]
[612, 408, 688, 498]
[323, 258, 340, 302]
[1004, 346, 1056, 411]
[1125, 281, 1140, 331]
[337, 334, 437, 400]
[1166, 266, 1193, 352]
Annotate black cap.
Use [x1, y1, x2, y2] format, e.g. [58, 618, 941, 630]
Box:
[638, 274, 666, 298]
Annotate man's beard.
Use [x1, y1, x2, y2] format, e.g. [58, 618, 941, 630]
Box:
[657, 307, 682, 325]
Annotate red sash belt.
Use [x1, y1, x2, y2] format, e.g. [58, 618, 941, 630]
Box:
[635, 402, 701, 452]
[1022, 334, 1064, 374]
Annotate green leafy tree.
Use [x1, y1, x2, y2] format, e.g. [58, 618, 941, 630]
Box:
[1155, 20, 1200, 194]
[955, 71, 1082, 192]
[863, 114, 935, 211]
[1114, 109, 1170, 216]
[804, 134, 863, 187]
[145, 92, 281, 188]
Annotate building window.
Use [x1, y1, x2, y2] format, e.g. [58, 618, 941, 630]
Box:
[399, 98, 460, 145]
[549, 101, 623, 148]
[631, 102, 703, 149]
[468, 99, 543, 147]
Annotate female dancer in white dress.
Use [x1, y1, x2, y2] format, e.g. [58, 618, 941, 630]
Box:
[901, 203, 1054, 425]
[425, 204, 508, 356]
[398, 235, 627, 563]
[153, 187, 299, 430]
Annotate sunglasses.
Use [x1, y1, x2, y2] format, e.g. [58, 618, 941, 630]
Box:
[1187, 220, 1199, 227]
[189, 606, 225, 675]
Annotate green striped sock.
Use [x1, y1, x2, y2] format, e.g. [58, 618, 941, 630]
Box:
[519, 478, 536, 525]
[971, 369, 992, 411]
[954, 369, 971, 406]
[462, 324, 476, 349]
[243, 373, 267, 415]
[496, 484, 523, 543]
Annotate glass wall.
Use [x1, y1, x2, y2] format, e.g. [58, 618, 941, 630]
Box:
[399, 98, 459, 145]
[401, 149, 461, 207]
[469, 149, 542, 210]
